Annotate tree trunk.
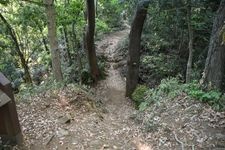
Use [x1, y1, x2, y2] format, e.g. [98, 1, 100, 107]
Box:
[63, 26, 72, 65]
[86, 0, 100, 83]
[202, 0, 225, 89]
[125, 0, 150, 97]
[37, 24, 49, 53]
[72, 21, 83, 83]
[44, 0, 63, 81]
[0, 13, 32, 84]
[95, 0, 97, 15]
[186, 3, 194, 83]
[83, 10, 88, 55]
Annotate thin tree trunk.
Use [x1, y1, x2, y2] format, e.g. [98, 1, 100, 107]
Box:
[44, 0, 63, 81]
[125, 0, 150, 97]
[0, 13, 32, 84]
[186, 3, 194, 83]
[86, 0, 100, 83]
[83, 10, 88, 55]
[42, 35, 49, 53]
[95, 0, 97, 15]
[37, 24, 49, 53]
[63, 26, 72, 65]
[72, 21, 83, 83]
[202, 0, 225, 89]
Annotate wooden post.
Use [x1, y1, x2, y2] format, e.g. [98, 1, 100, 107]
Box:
[0, 72, 23, 145]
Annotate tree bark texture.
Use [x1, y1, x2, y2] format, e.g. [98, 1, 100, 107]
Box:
[202, 0, 225, 89]
[186, 3, 194, 83]
[125, 0, 150, 97]
[86, 0, 100, 83]
[0, 13, 32, 84]
[44, 0, 63, 81]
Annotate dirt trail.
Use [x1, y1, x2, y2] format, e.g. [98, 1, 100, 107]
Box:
[57, 29, 152, 149]
[90, 29, 152, 149]
[95, 29, 129, 111]
[24, 29, 151, 150]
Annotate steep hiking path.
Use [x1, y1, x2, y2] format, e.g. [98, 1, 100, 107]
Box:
[90, 29, 152, 149]
[16, 29, 152, 150]
[95, 29, 129, 113]
[59, 29, 152, 149]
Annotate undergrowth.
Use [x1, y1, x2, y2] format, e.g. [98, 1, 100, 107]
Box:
[80, 55, 108, 85]
[16, 76, 91, 103]
[132, 78, 225, 111]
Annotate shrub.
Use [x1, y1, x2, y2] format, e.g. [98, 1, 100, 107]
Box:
[137, 78, 225, 111]
[17, 76, 65, 102]
[139, 54, 184, 86]
[80, 55, 108, 85]
[158, 77, 183, 98]
[185, 81, 224, 111]
[138, 77, 182, 111]
[81, 69, 93, 85]
[132, 85, 148, 107]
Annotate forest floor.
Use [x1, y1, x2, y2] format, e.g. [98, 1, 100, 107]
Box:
[14, 29, 225, 150]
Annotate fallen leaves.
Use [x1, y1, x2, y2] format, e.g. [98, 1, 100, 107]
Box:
[134, 95, 225, 149]
[16, 84, 104, 149]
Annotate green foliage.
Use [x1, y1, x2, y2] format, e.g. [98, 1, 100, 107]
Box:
[56, 0, 83, 26]
[81, 69, 93, 85]
[139, 78, 183, 111]
[97, 55, 108, 79]
[185, 81, 224, 111]
[16, 4, 46, 28]
[17, 76, 65, 101]
[138, 101, 149, 111]
[137, 0, 218, 84]
[97, 0, 125, 29]
[80, 55, 107, 85]
[37, 51, 51, 66]
[132, 85, 148, 107]
[141, 54, 178, 75]
[140, 53, 185, 86]
[96, 18, 111, 34]
[158, 77, 183, 97]
[138, 78, 225, 111]
[0, 0, 9, 5]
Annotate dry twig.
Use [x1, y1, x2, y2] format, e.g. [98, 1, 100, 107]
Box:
[173, 131, 185, 150]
